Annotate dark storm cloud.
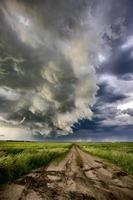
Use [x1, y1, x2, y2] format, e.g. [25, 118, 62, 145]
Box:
[97, 0, 133, 80]
[120, 74, 133, 81]
[71, 105, 133, 142]
[97, 82, 128, 103]
[73, 118, 101, 132]
[72, 104, 119, 133]
[0, 0, 132, 139]
[114, 49, 133, 75]
[1, 0, 105, 134]
[18, 0, 89, 34]
[70, 0, 133, 140]
[123, 108, 133, 117]
[57, 128, 133, 141]
[98, 48, 133, 78]
[0, 97, 13, 113]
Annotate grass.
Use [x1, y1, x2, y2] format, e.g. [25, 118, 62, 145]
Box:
[0, 141, 133, 184]
[0, 142, 71, 184]
[79, 142, 133, 174]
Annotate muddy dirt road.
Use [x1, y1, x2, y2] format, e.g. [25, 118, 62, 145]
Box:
[0, 147, 133, 200]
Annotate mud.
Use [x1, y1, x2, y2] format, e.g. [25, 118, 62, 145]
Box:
[0, 147, 133, 200]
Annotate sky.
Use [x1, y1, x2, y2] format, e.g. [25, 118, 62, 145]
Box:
[0, 0, 133, 141]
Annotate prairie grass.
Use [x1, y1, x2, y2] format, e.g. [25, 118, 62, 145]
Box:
[79, 142, 133, 174]
[0, 142, 71, 184]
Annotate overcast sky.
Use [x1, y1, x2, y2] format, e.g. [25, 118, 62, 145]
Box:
[0, 0, 133, 141]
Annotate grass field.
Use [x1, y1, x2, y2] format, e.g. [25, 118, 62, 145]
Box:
[79, 142, 133, 174]
[0, 142, 133, 185]
[0, 142, 71, 184]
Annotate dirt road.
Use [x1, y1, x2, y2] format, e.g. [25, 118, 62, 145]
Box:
[0, 147, 133, 200]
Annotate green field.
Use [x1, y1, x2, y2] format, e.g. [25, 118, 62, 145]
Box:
[0, 142, 71, 184]
[0, 142, 133, 185]
[79, 142, 133, 174]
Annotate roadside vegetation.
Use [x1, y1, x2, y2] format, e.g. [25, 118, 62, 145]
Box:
[0, 142, 71, 184]
[1, 142, 133, 185]
[79, 142, 133, 174]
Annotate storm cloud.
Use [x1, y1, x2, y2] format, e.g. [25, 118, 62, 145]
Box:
[0, 0, 131, 137]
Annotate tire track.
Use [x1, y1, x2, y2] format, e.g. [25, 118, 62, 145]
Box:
[0, 146, 133, 200]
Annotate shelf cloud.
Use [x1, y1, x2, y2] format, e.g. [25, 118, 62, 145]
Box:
[0, 0, 131, 137]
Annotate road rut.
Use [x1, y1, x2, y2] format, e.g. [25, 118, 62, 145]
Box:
[0, 147, 133, 200]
